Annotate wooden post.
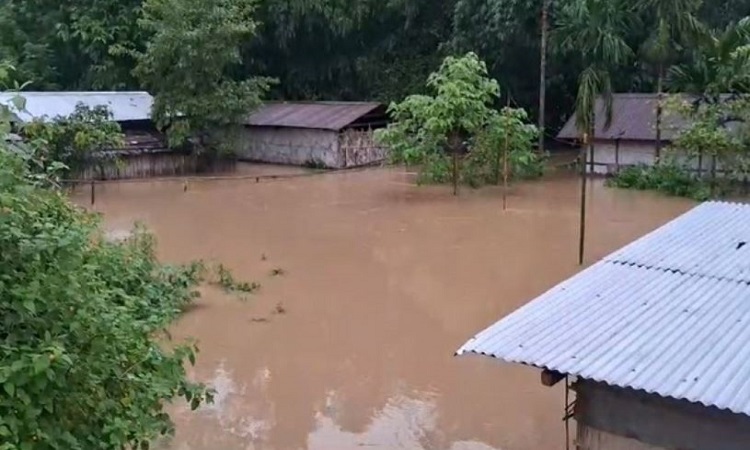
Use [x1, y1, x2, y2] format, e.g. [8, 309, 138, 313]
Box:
[90, 180, 95, 206]
[452, 150, 459, 196]
[579, 134, 589, 266]
[710, 155, 717, 197]
[697, 150, 704, 178]
[589, 140, 595, 173]
[614, 139, 620, 174]
[503, 126, 510, 211]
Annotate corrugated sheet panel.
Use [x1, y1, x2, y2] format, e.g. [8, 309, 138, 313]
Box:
[557, 93, 690, 141]
[0, 91, 153, 123]
[457, 201, 750, 416]
[246, 102, 383, 131]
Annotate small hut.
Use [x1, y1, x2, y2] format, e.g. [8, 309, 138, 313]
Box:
[458, 201, 750, 450]
[0, 91, 191, 180]
[241, 102, 389, 169]
[557, 93, 697, 175]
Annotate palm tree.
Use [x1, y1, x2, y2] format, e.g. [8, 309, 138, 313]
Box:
[635, 0, 703, 159]
[553, 0, 634, 264]
[669, 17, 750, 101]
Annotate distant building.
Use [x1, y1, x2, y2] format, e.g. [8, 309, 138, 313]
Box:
[458, 201, 750, 450]
[0, 91, 163, 153]
[557, 93, 699, 175]
[241, 102, 389, 169]
[0, 91, 188, 180]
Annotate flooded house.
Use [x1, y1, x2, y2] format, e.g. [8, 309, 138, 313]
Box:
[0, 91, 190, 180]
[240, 101, 389, 169]
[557, 93, 701, 175]
[458, 201, 750, 450]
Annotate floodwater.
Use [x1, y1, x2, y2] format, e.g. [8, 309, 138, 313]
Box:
[73, 165, 694, 450]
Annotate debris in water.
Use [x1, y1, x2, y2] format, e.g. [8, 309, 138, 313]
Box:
[261, 253, 268, 261]
[273, 302, 286, 315]
[270, 267, 286, 277]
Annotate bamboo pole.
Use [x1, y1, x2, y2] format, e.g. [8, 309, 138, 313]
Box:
[503, 123, 510, 211]
[578, 134, 589, 266]
[453, 149, 459, 196]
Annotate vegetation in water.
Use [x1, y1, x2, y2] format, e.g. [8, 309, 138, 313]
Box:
[0, 146, 214, 449]
[609, 95, 750, 200]
[376, 53, 540, 190]
[214, 263, 261, 294]
[270, 268, 286, 277]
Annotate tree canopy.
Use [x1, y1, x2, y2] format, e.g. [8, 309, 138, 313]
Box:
[1, 0, 749, 132]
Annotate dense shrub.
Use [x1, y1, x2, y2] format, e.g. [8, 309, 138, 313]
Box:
[608, 163, 713, 200]
[0, 148, 211, 450]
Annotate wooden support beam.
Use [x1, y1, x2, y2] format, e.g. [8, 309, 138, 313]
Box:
[541, 369, 565, 387]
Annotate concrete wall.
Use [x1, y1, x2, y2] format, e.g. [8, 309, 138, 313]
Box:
[578, 425, 665, 450]
[574, 380, 750, 450]
[584, 140, 719, 175]
[239, 126, 342, 168]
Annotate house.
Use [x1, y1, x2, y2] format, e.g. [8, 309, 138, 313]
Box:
[0, 91, 196, 180]
[241, 102, 389, 169]
[557, 93, 697, 175]
[457, 201, 750, 450]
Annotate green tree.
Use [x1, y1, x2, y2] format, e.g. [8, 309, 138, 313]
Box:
[0, 0, 144, 90]
[377, 53, 539, 192]
[378, 53, 500, 193]
[134, 0, 274, 150]
[636, 0, 703, 158]
[668, 18, 750, 100]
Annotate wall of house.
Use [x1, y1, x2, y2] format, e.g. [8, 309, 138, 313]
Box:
[574, 380, 750, 450]
[585, 140, 722, 176]
[578, 425, 665, 450]
[238, 126, 342, 168]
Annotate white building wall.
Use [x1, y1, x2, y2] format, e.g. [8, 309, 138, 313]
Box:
[239, 127, 343, 168]
[586, 141, 720, 175]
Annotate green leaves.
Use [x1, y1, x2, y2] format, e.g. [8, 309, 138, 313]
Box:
[134, 0, 274, 151]
[378, 53, 539, 188]
[0, 145, 210, 449]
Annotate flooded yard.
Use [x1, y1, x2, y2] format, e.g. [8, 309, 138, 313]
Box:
[73, 165, 694, 450]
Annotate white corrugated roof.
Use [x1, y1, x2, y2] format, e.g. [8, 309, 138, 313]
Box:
[0, 91, 153, 123]
[457, 201, 750, 416]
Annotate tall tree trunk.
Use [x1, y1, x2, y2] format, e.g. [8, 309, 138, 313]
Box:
[579, 131, 590, 266]
[538, 0, 549, 153]
[655, 64, 664, 161]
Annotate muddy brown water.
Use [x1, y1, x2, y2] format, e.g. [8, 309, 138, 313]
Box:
[72, 165, 694, 450]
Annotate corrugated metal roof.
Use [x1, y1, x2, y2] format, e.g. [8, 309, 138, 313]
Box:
[245, 102, 384, 131]
[457, 201, 750, 416]
[0, 91, 153, 123]
[557, 93, 691, 141]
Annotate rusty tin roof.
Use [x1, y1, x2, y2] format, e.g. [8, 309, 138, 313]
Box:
[245, 102, 385, 131]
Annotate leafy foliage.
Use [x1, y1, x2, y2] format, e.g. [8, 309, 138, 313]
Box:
[668, 18, 750, 96]
[134, 0, 274, 150]
[22, 104, 124, 177]
[0, 147, 212, 449]
[377, 53, 540, 188]
[0, 0, 143, 90]
[609, 94, 750, 200]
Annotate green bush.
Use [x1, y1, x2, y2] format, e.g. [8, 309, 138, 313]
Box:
[0, 149, 211, 449]
[608, 163, 712, 201]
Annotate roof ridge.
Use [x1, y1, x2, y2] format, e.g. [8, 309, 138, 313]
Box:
[606, 260, 750, 285]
